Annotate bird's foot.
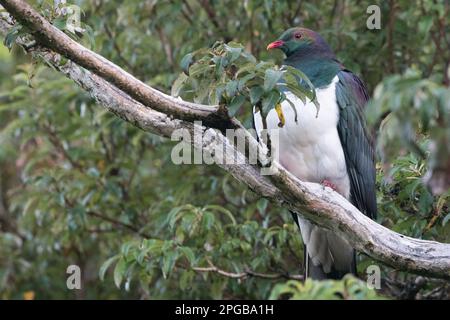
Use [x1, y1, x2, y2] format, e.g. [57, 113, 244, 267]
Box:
[321, 179, 338, 192]
[257, 156, 272, 168]
[22, 40, 37, 51]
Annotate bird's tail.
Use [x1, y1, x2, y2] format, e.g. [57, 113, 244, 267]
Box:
[304, 244, 356, 280]
[292, 212, 356, 280]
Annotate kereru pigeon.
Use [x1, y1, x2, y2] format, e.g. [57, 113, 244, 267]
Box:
[254, 27, 377, 280]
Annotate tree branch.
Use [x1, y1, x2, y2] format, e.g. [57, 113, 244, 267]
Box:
[86, 210, 151, 239]
[198, 0, 221, 30]
[192, 258, 303, 281]
[0, 0, 232, 128]
[1, 0, 450, 280]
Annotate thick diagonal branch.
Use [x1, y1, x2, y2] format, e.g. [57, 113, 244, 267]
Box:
[0, 0, 233, 129]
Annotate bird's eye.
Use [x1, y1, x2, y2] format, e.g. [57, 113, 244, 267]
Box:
[294, 33, 302, 39]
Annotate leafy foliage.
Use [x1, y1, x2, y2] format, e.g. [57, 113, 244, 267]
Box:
[173, 41, 317, 123]
[269, 276, 386, 300]
[0, 0, 449, 300]
[367, 69, 450, 194]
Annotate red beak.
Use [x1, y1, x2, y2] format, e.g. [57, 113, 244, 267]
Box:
[267, 40, 285, 50]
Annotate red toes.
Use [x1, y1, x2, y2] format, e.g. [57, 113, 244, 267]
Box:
[322, 179, 337, 191]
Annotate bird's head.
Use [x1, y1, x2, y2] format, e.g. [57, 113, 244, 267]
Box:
[267, 27, 334, 59]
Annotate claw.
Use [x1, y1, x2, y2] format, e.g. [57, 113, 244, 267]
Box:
[322, 179, 337, 192]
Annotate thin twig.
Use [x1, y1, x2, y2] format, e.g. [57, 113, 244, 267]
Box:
[42, 124, 83, 170]
[103, 23, 137, 74]
[155, 25, 174, 69]
[192, 258, 303, 280]
[198, 0, 220, 30]
[87, 210, 151, 238]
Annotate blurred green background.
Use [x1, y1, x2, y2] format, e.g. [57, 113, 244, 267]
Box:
[0, 0, 449, 299]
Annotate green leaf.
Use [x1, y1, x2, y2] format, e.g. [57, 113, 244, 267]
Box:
[225, 45, 243, 62]
[228, 94, 245, 117]
[162, 251, 179, 279]
[283, 65, 317, 102]
[264, 69, 283, 92]
[284, 96, 299, 123]
[286, 84, 307, 104]
[237, 73, 255, 91]
[442, 213, 450, 226]
[202, 211, 216, 230]
[261, 90, 280, 115]
[284, 65, 314, 88]
[204, 204, 237, 225]
[3, 25, 22, 50]
[250, 86, 264, 104]
[99, 255, 120, 281]
[180, 53, 193, 74]
[179, 270, 194, 291]
[113, 257, 127, 289]
[189, 62, 211, 77]
[179, 246, 195, 264]
[236, 62, 257, 77]
[226, 80, 238, 97]
[418, 16, 433, 35]
[53, 17, 67, 30]
[171, 73, 188, 97]
[256, 198, 269, 215]
[209, 84, 225, 105]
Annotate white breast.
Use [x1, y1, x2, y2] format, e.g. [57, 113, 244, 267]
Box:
[253, 76, 350, 198]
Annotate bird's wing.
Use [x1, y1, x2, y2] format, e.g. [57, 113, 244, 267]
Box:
[336, 70, 377, 219]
